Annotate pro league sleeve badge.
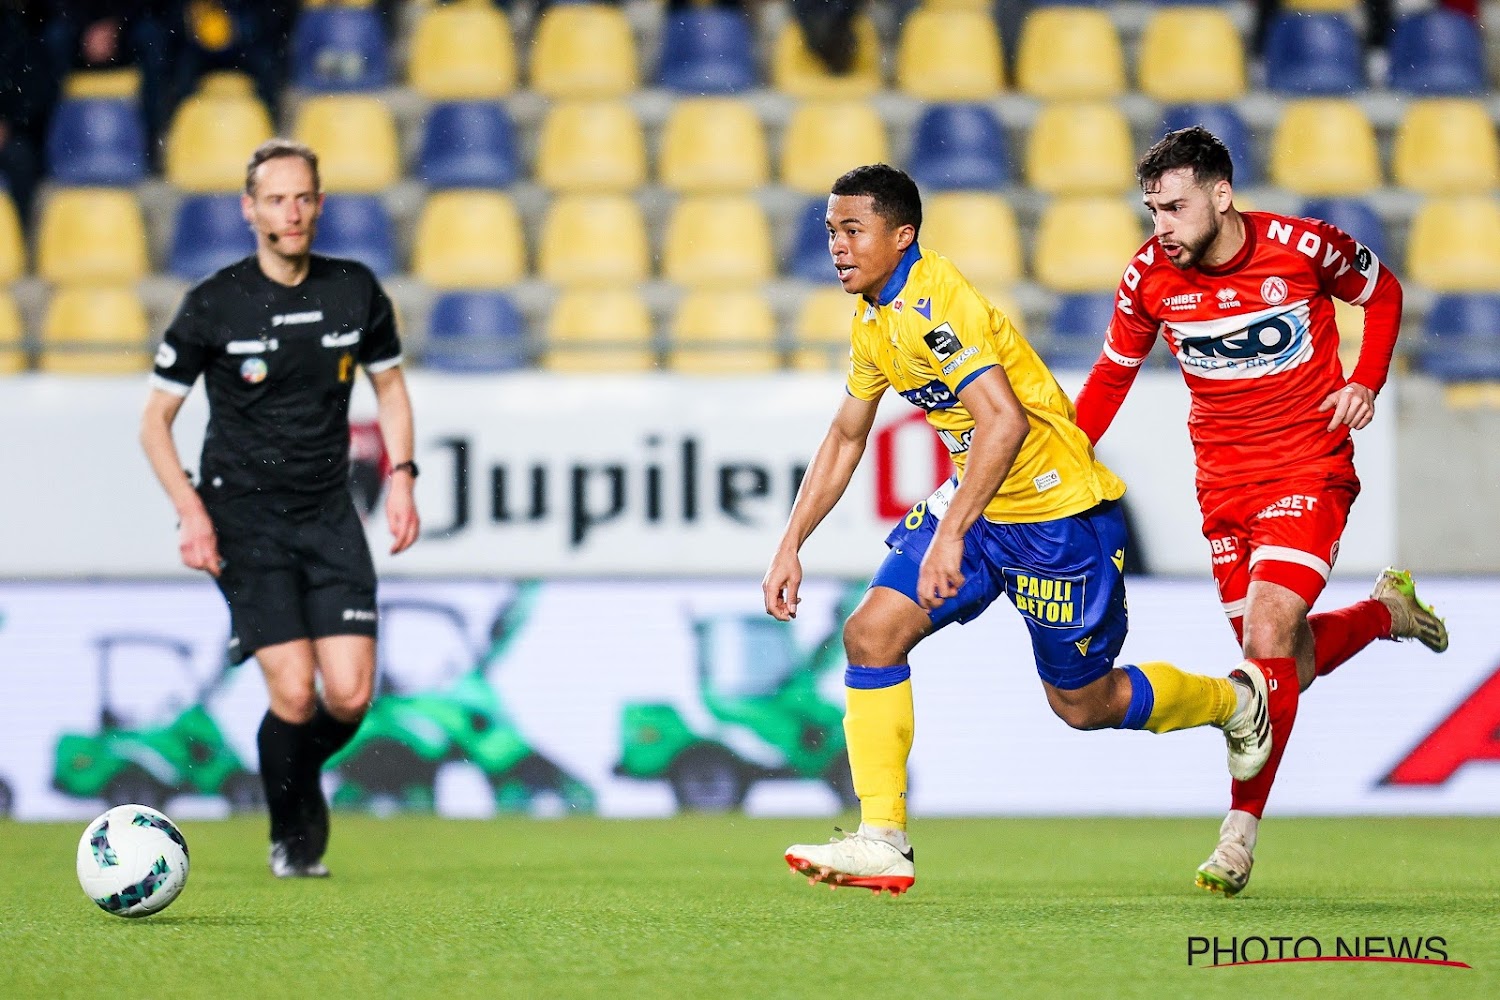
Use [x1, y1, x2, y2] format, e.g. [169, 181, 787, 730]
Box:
[923, 323, 963, 361]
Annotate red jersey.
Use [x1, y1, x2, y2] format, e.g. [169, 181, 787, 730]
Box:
[1075, 211, 1402, 490]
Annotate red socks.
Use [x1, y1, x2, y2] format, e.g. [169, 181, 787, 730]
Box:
[1310, 599, 1392, 677]
[1229, 656, 1299, 820]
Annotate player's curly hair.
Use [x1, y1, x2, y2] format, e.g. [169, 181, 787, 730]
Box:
[1136, 127, 1233, 188]
[831, 164, 922, 234]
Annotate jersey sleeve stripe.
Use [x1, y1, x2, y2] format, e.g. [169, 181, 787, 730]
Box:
[1103, 342, 1148, 368]
[149, 373, 193, 396]
[364, 354, 403, 374]
[953, 364, 995, 394]
[1349, 251, 1380, 306]
[1248, 544, 1332, 580]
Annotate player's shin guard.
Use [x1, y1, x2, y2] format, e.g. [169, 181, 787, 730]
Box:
[1311, 600, 1392, 677]
[843, 665, 914, 832]
[257, 710, 319, 845]
[1119, 662, 1236, 733]
[1229, 657, 1300, 819]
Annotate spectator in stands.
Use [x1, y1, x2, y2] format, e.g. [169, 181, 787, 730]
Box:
[0, 1, 53, 229]
[163, 2, 297, 140]
[793, 0, 863, 74]
[1254, 0, 1393, 55]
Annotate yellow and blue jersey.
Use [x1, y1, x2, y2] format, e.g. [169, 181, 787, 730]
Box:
[845, 244, 1126, 523]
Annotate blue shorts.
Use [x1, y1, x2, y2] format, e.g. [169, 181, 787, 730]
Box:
[870, 481, 1129, 690]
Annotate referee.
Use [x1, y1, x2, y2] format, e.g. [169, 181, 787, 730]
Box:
[140, 139, 420, 877]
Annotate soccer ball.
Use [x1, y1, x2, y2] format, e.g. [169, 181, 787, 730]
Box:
[76, 805, 190, 918]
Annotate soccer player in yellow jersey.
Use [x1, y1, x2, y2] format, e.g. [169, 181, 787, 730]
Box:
[767, 165, 1279, 895]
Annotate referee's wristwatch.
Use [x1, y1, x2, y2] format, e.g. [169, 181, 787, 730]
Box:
[391, 460, 419, 478]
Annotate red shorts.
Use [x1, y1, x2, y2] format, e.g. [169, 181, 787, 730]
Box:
[1197, 473, 1360, 621]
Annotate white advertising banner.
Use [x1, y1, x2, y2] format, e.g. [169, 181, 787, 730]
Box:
[0, 372, 1394, 577]
[1, 578, 1494, 822]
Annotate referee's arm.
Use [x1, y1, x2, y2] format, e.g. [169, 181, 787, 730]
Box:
[141, 388, 221, 576]
[369, 366, 420, 554]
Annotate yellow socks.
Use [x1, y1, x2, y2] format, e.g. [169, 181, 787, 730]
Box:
[843, 665, 914, 831]
[1121, 661, 1236, 733]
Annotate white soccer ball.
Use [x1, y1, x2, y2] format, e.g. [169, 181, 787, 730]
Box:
[76, 805, 190, 918]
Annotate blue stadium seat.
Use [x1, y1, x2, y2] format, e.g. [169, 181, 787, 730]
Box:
[1298, 198, 1388, 263]
[1417, 294, 1500, 380]
[46, 99, 145, 185]
[1045, 293, 1115, 370]
[170, 194, 253, 280]
[657, 9, 756, 93]
[1389, 10, 1485, 95]
[419, 102, 519, 189]
[291, 7, 390, 91]
[907, 104, 1009, 192]
[788, 198, 834, 282]
[1160, 104, 1255, 186]
[312, 195, 396, 276]
[425, 291, 529, 372]
[1264, 13, 1363, 95]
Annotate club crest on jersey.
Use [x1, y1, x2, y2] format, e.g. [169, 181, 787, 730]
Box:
[914, 297, 932, 319]
[240, 357, 268, 384]
[922, 323, 963, 361]
[1260, 276, 1288, 305]
[1216, 288, 1240, 309]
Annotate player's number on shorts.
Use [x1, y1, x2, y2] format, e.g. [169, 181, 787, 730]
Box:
[906, 502, 927, 530]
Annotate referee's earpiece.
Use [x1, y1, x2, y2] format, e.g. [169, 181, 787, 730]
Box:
[267, 231, 279, 244]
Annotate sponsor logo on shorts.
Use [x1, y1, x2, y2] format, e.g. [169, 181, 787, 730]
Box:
[1003, 569, 1085, 628]
[341, 608, 377, 622]
[1255, 495, 1318, 519]
[272, 310, 323, 327]
[1210, 535, 1240, 566]
[239, 357, 268, 384]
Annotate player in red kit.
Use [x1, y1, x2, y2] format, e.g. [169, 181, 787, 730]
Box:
[1073, 128, 1450, 896]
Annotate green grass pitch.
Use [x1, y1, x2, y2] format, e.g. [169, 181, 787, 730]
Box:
[4, 815, 1497, 999]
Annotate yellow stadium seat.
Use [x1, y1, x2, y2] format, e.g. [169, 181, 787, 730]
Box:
[536, 101, 646, 194]
[662, 196, 774, 288]
[895, 9, 1004, 100]
[792, 288, 857, 371]
[37, 189, 148, 284]
[659, 99, 769, 194]
[165, 91, 274, 191]
[1285, 0, 1357, 10]
[668, 291, 779, 374]
[0, 194, 23, 282]
[40, 286, 150, 374]
[412, 192, 526, 289]
[409, 4, 516, 99]
[1393, 100, 1500, 196]
[1025, 102, 1134, 196]
[538, 195, 650, 287]
[1034, 197, 1145, 292]
[772, 16, 882, 99]
[0, 291, 24, 374]
[530, 3, 638, 99]
[1016, 9, 1125, 99]
[63, 68, 141, 99]
[543, 289, 656, 372]
[1270, 100, 1380, 196]
[1407, 197, 1500, 291]
[196, 71, 256, 98]
[1333, 298, 1363, 375]
[921, 193, 1023, 287]
[293, 96, 400, 193]
[780, 102, 889, 195]
[1138, 8, 1245, 102]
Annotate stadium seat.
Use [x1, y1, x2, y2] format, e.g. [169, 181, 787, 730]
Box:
[791, 288, 856, 371]
[293, 96, 400, 193]
[1285, 0, 1358, 10]
[1407, 197, 1500, 292]
[772, 16, 882, 99]
[1045, 292, 1115, 370]
[1138, 8, 1244, 103]
[539, 195, 650, 287]
[46, 99, 146, 185]
[781, 102, 889, 194]
[411, 191, 524, 289]
[1015, 9, 1125, 99]
[787, 198, 834, 282]
[419, 102, 519, 189]
[170, 194, 254, 280]
[0, 290, 24, 374]
[0, 193, 23, 282]
[1034, 197, 1144, 292]
[907, 103, 1009, 192]
[536, 101, 647, 194]
[659, 99, 768, 194]
[895, 9, 1004, 101]
[196, 70, 255, 98]
[1389, 10, 1485, 95]
[1393, 100, 1499, 196]
[1332, 297, 1364, 372]
[1416, 294, 1500, 380]
[921, 193, 1022, 287]
[424, 291, 529, 373]
[1159, 105, 1256, 187]
[543, 289, 656, 372]
[1025, 102, 1134, 196]
[408, 3, 516, 99]
[530, 3, 638, 99]
[311, 195, 397, 277]
[37, 188, 148, 284]
[1298, 198, 1388, 262]
[1269, 100, 1379, 196]
[62, 68, 140, 100]
[657, 8, 756, 93]
[1263, 13, 1363, 95]
[668, 290, 779, 374]
[165, 90, 274, 191]
[39, 286, 150, 375]
[291, 6, 390, 91]
[663, 196, 774, 288]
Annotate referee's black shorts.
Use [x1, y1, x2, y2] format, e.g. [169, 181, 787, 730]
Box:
[204, 489, 378, 664]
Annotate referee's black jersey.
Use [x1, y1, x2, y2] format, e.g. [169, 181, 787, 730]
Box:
[151, 254, 403, 499]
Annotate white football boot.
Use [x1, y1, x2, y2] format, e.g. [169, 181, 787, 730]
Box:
[1195, 810, 1259, 897]
[785, 825, 915, 896]
[1222, 661, 1272, 781]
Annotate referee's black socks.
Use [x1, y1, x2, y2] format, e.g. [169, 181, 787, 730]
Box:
[257, 710, 320, 846]
[308, 702, 363, 768]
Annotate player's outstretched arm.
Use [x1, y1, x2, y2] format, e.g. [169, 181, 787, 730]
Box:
[369, 365, 420, 554]
[763, 392, 880, 620]
[140, 388, 220, 577]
